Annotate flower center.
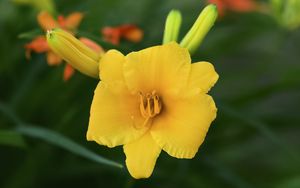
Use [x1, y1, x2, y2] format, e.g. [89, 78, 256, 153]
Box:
[139, 91, 162, 119]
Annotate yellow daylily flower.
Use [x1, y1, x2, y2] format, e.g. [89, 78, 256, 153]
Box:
[87, 42, 218, 179]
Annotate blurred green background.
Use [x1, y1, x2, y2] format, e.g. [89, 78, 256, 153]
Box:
[1, 0, 300, 187]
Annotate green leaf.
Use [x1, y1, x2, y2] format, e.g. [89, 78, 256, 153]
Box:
[0, 130, 26, 148]
[18, 29, 43, 39]
[203, 156, 253, 188]
[276, 175, 300, 188]
[219, 104, 300, 162]
[0, 102, 123, 169]
[16, 125, 123, 169]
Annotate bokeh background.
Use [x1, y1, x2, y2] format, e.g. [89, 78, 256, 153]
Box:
[1, 0, 300, 187]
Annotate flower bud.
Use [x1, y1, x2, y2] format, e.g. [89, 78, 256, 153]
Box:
[163, 10, 182, 44]
[180, 4, 217, 54]
[47, 29, 100, 78]
[271, 0, 300, 30]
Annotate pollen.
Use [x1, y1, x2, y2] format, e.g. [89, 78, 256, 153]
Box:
[139, 91, 162, 119]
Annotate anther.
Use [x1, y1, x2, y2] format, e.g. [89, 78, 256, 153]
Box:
[139, 91, 162, 119]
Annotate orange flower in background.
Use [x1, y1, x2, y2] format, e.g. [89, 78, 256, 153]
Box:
[101, 24, 143, 45]
[208, 0, 258, 16]
[25, 11, 103, 81]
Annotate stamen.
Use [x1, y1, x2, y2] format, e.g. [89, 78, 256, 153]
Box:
[153, 95, 161, 114]
[139, 91, 162, 119]
[47, 30, 53, 39]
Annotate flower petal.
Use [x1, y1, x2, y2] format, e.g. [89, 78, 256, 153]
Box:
[37, 11, 58, 31]
[184, 61, 219, 96]
[63, 64, 75, 81]
[150, 94, 217, 159]
[124, 42, 191, 97]
[120, 25, 143, 43]
[87, 82, 147, 148]
[79, 37, 104, 54]
[101, 27, 121, 45]
[99, 50, 125, 85]
[25, 36, 49, 53]
[226, 0, 258, 12]
[64, 12, 84, 30]
[47, 51, 62, 66]
[124, 132, 161, 179]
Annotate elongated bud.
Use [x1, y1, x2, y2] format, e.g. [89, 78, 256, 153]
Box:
[163, 10, 182, 44]
[47, 29, 100, 78]
[180, 4, 217, 54]
[271, 0, 300, 30]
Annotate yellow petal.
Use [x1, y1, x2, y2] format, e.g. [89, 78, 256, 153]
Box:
[184, 61, 219, 97]
[37, 11, 58, 31]
[87, 82, 147, 148]
[123, 42, 191, 97]
[150, 94, 217, 159]
[99, 50, 125, 86]
[124, 132, 161, 179]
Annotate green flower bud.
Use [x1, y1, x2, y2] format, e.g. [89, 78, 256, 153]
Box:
[180, 4, 218, 54]
[163, 10, 182, 44]
[271, 0, 300, 30]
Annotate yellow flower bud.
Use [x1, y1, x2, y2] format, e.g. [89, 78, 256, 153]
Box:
[46, 29, 100, 79]
[180, 4, 217, 54]
[163, 10, 182, 44]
